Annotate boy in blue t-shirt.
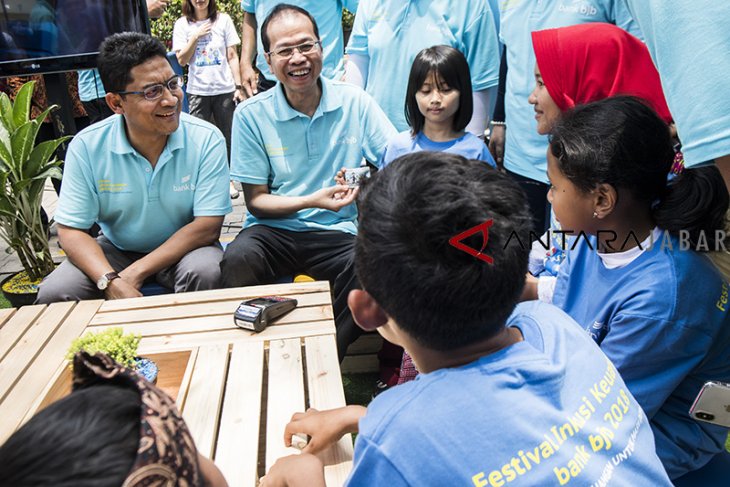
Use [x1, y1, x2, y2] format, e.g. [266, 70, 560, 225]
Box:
[260, 153, 671, 486]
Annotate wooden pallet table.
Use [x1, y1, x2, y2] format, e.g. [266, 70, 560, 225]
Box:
[0, 281, 353, 486]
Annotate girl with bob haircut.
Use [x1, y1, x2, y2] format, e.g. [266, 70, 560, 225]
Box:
[547, 96, 730, 480]
[379, 45, 496, 167]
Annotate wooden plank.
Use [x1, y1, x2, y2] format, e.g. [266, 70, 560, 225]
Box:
[0, 302, 75, 403]
[0, 300, 102, 443]
[216, 342, 265, 487]
[136, 321, 335, 355]
[175, 347, 199, 410]
[305, 336, 354, 486]
[0, 305, 47, 361]
[0, 307, 17, 330]
[181, 344, 229, 458]
[89, 292, 333, 327]
[96, 281, 331, 313]
[265, 338, 305, 471]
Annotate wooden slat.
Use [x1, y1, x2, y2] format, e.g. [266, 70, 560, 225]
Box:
[216, 342, 265, 487]
[0, 302, 75, 403]
[181, 344, 229, 458]
[0, 307, 17, 330]
[305, 336, 354, 485]
[175, 347, 199, 410]
[265, 338, 305, 471]
[96, 281, 331, 313]
[0, 305, 47, 361]
[137, 321, 335, 355]
[89, 303, 333, 336]
[0, 300, 102, 443]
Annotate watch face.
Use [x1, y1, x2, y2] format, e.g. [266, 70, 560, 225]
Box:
[96, 275, 108, 290]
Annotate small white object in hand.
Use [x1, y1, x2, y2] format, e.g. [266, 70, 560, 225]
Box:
[291, 433, 308, 450]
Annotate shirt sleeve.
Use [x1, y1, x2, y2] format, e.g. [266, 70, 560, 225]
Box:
[610, 0, 643, 39]
[241, 0, 255, 14]
[54, 137, 99, 229]
[462, 3, 500, 90]
[172, 18, 188, 52]
[230, 104, 271, 184]
[346, 436, 410, 487]
[223, 14, 241, 47]
[193, 128, 233, 217]
[359, 91, 397, 164]
[343, 0, 360, 13]
[345, 0, 369, 55]
[479, 139, 497, 167]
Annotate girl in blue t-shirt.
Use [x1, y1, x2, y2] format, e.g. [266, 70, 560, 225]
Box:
[379, 45, 496, 168]
[546, 96, 730, 479]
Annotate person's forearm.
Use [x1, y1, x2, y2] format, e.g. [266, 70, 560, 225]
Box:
[246, 191, 314, 219]
[227, 48, 242, 85]
[240, 12, 257, 67]
[122, 216, 223, 284]
[58, 225, 117, 281]
[345, 53, 368, 88]
[466, 88, 494, 136]
[176, 32, 200, 66]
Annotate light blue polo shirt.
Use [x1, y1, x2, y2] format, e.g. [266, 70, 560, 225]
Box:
[77, 69, 106, 102]
[231, 77, 396, 234]
[56, 113, 232, 253]
[346, 0, 500, 132]
[623, 0, 730, 168]
[241, 0, 358, 82]
[500, 0, 640, 184]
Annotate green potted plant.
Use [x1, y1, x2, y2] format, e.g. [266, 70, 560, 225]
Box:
[66, 327, 158, 383]
[0, 80, 70, 306]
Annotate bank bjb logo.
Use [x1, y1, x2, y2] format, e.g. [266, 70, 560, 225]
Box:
[449, 219, 494, 264]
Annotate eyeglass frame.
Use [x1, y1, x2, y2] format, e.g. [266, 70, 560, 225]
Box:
[115, 75, 185, 101]
[266, 40, 322, 59]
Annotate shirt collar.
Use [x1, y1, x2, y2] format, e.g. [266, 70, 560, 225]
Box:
[109, 112, 185, 155]
[273, 77, 343, 121]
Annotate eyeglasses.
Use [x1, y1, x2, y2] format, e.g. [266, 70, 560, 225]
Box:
[266, 40, 321, 59]
[116, 75, 184, 101]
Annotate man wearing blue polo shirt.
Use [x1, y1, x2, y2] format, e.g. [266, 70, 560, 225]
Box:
[222, 4, 396, 357]
[238, 0, 358, 98]
[37, 32, 232, 304]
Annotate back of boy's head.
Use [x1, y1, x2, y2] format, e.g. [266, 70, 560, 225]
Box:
[405, 45, 473, 135]
[356, 152, 532, 352]
[0, 385, 140, 487]
[550, 96, 728, 246]
[98, 32, 167, 94]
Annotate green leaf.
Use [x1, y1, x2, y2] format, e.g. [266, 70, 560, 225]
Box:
[10, 121, 37, 178]
[0, 93, 14, 133]
[12, 81, 35, 130]
[26, 136, 71, 178]
[0, 119, 12, 170]
[33, 166, 63, 181]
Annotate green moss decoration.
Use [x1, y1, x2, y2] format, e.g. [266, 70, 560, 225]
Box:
[66, 327, 141, 368]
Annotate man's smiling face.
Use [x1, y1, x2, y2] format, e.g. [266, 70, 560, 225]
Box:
[264, 12, 323, 99]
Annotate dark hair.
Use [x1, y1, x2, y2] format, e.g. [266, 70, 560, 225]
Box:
[355, 152, 532, 351]
[98, 32, 167, 93]
[183, 0, 218, 23]
[549, 96, 728, 248]
[0, 386, 140, 487]
[260, 4, 320, 54]
[405, 45, 473, 135]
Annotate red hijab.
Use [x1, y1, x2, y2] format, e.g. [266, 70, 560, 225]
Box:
[532, 23, 672, 123]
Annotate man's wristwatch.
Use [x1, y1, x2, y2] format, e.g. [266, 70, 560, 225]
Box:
[96, 271, 120, 290]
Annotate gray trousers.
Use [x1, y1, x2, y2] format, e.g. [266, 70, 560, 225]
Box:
[188, 92, 235, 160]
[36, 236, 223, 303]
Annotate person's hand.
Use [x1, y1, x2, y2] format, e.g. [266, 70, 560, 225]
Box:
[240, 64, 258, 99]
[284, 406, 364, 455]
[146, 0, 168, 19]
[259, 454, 325, 487]
[308, 185, 358, 211]
[488, 124, 506, 170]
[104, 277, 143, 300]
[333, 167, 346, 186]
[233, 89, 245, 104]
[195, 21, 213, 39]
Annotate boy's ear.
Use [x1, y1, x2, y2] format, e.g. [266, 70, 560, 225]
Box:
[593, 183, 617, 219]
[105, 93, 125, 115]
[348, 289, 389, 332]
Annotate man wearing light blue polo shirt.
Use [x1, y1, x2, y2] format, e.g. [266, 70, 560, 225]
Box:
[238, 0, 358, 98]
[493, 0, 639, 232]
[37, 33, 231, 304]
[222, 5, 395, 357]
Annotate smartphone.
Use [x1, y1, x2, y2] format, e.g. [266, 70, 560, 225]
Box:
[689, 381, 730, 427]
[343, 167, 370, 188]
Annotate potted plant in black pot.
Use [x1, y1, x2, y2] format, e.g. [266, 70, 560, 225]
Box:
[0, 80, 70, 306]
[66, 327, 158, 383]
